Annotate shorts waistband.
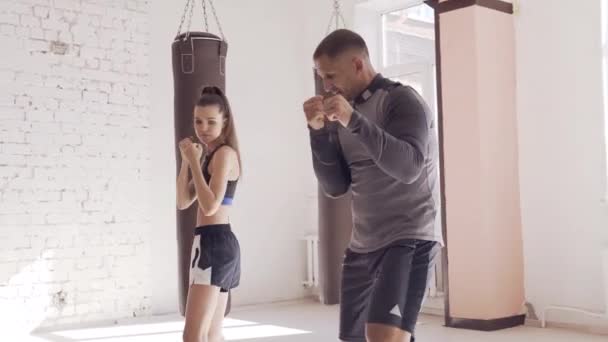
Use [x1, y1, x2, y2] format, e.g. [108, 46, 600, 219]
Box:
[194, 224, 231, 235]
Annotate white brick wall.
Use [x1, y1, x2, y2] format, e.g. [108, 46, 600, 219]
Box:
[0, 0, 153, 332]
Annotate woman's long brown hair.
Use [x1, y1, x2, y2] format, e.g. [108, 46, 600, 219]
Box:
[196, 86, 242, 175]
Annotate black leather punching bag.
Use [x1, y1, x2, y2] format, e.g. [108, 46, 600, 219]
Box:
[314, 73, 353, 305]
[172, 32, 231, 316]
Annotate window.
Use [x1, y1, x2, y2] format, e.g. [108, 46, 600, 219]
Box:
[382, 4, 435, 67]
[380, 3, 438, 126]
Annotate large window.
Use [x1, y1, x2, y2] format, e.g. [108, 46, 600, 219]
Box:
[381, 3, 438, 128]
[382, 4, 435, 67]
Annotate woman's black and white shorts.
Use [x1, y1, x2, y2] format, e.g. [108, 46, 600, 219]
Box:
[189, 224, 240, 292]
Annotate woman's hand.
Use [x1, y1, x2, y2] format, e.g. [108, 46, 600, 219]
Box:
[179, 138, 205, 164]
[178, 137, 193, 164]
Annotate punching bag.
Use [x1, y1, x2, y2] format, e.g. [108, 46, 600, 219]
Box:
[172, 31, 231, 316]
[314, 73, 353, 305]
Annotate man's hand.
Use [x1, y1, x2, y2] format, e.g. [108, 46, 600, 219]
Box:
[323, 94, 353, 128]
[303, 95, 326, 130]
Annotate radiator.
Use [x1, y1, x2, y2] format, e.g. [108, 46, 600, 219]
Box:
[303, 235, 319, 288]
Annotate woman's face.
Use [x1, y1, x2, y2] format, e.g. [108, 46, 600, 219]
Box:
[193, 105, 225, 145]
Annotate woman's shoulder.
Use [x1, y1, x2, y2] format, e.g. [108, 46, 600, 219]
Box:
[215, 144, 237, 157]
[210, 145, 238, 166]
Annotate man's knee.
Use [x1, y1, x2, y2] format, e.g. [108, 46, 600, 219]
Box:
[365, 323, 411, 342]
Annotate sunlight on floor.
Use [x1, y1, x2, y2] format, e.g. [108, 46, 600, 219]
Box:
[26, 301, 607, 342]
[39, 318, 310, 341]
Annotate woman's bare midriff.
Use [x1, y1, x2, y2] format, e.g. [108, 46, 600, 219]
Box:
[196, 205, 231, 227]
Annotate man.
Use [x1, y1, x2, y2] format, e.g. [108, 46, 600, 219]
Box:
[303, 29, 444, 342]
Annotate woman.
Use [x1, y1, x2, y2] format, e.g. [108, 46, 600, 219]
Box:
[177, 86, 242, 342]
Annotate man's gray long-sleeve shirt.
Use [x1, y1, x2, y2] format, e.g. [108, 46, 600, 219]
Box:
[310, 74, 444, 253]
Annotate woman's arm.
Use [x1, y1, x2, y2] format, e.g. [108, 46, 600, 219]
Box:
[176, 138, 197, 210]
[176, 159, 196, 210]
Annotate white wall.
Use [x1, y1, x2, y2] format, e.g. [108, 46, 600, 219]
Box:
[149, 0, 356, 310]
[148, 0, 179, 316]
[0, 0, 359, 334]
[515, 0, 608, 324]
[0, 0, 153, 333]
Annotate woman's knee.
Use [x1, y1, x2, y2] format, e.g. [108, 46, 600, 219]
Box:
[208, 331, 224, 342]
[208, 324, 224, 342]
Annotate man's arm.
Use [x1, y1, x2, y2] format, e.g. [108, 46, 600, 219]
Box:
[347, 86, 430, 184]
[309, 125, 351, 197]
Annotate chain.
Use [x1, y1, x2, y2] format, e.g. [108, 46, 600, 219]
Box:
[334, 0, 341, 28]
[207, 0, 225, 41]
[176, 0, 226, 41]
[186, 0, 195, 34]
[201, 0, 209, 32]
[176, 0, 192, 36]
[326, 0, 346, 34]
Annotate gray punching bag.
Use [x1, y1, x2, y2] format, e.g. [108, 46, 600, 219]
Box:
[172, 32, 231, 316]
[314, 73, 353, 305]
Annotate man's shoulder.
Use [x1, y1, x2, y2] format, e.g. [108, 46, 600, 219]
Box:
[375, 76, 402, 92]
[377, 78, 431, 128]
[381, 81, 426, 112]
[373, 77, 421, 103]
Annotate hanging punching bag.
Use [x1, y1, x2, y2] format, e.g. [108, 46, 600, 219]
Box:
[314, 0, 352, 306]
[314, 73, 353, 305]
[172, 31, 230, 316]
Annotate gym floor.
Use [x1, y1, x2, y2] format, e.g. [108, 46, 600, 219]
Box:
[29, 300, 607, 342]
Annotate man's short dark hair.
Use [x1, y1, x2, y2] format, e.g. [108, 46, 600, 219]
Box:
[313, 29, 369, 59]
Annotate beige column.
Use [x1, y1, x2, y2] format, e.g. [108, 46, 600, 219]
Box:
[432, 0, 526, 330]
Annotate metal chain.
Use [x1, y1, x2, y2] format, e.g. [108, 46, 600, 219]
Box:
[207, 0, 225, 41]
[176, 0, 226, 41]
[179, 0, 195, 41]
[336, 0, 346, 28]
[176, 0, 193, 36]
[201, 0, 209, 32]
[326, 0, 346, 34]
[186, 0, 195, 34]
[334, 0, 341, 28]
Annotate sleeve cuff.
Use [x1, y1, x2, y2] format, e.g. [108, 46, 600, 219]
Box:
[346, 110, 364, 132]
[308, 124, 330, 136]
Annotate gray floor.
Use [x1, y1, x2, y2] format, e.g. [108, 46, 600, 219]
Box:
[28, 300, 608, 341]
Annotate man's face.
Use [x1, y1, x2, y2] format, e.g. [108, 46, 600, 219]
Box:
[314, 52, 361, 100]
